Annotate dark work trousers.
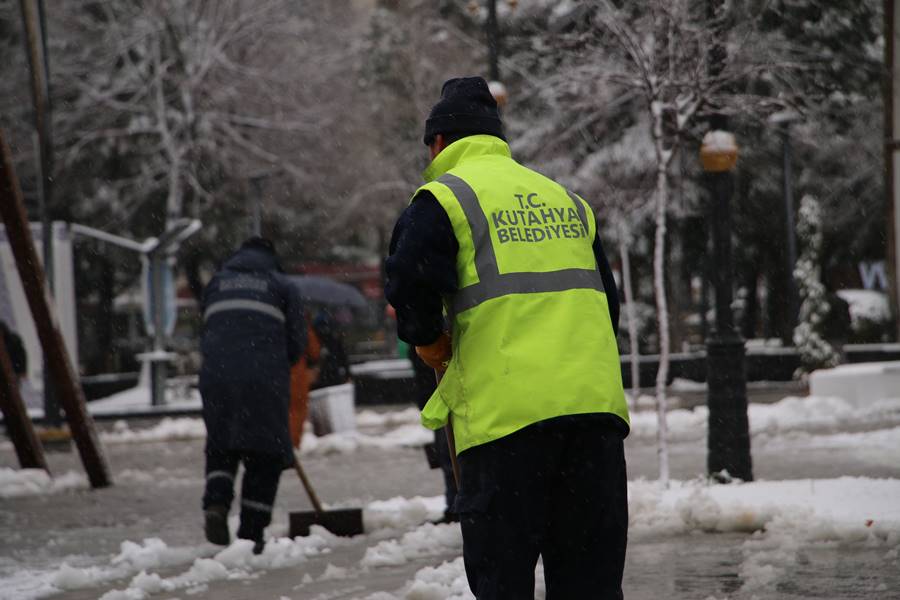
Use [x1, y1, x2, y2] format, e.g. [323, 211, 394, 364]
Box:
[203, 447, 284, 542]
[455, 416, 628, 600]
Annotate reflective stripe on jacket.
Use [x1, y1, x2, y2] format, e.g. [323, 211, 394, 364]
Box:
[416, 135, 629, 454]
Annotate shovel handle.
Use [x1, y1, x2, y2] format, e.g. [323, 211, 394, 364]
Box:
[434, 370, 461, 489]
[293, 458, 325, 515]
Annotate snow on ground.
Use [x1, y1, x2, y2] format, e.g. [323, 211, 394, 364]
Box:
[630, 477, 900, 594]
[100, 418, 207, 444]
[5, 392, 900, 597]
[5, 494, 445, 600]
[6, 394, 900, 499]
[362, 496, 445, 532]
[629, 395, 900, 443]
[88, 382, 201, 416]
[22, 477, 898, 600]
[361, 557, 476, 600]
[72, 531, 336, 600]
[0, 468, 87, 498]
[355, 407, 421, 428]
[300, 425, 433, 456]
[361, 523, 461, 568]
[628, 477, 900, 539]
[105, 393, 898, 450]
[363, 477, 900, 600]
[91, 412, 431, 451]
[366, 558, 548, 600]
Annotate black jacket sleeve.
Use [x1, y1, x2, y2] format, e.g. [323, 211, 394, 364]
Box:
[384, 192, 458, 346]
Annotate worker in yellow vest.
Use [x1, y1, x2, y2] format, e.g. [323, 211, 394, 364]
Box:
[385, 77, 630, 599]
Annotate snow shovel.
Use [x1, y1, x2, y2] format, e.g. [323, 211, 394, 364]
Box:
[434, 370, 461, 488]
[288, 457, 364, 538]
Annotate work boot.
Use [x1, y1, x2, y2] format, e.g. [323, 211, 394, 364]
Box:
[252, 539, 265, 555]
[204, 505, 230, 546]
[431, 510, 460, 525]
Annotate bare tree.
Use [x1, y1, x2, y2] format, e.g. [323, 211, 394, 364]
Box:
[53, 0, 322, 230]
[593, 0, 792, 484]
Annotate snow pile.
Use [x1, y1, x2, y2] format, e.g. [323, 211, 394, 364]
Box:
[761, 426, 900, 452]
[299, 424, 433, 456]
[628, 395, 900, 442]
[364, 495, 445, 532]
[670, 377, 708, 392]
[100, 418, 207, 444]
[364, 557, 547, 600]
[836, 289, 891, 326]
[628, 477, 900, 542]
[749, 395, 895, 433]
[51, 538, 199, 592]
[318, 563, 351, 581]
[0, 468, 87, 498]
[361, 523, 462, 568]
[356, 407, 422, 428]
[389, 557, 473, 600]
[89, 384, 201, 416]
[116, 468, 201, 488]
[94, 532, 334, 600]
[370, 478, 900, 598]
[809, 362, 900, 408]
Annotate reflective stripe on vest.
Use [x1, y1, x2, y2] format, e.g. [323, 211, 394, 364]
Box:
[203, 298, 285, 323]
[437, 173, 604, 315]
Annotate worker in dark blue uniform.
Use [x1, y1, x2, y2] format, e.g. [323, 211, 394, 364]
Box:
[199, 237, 306, 553]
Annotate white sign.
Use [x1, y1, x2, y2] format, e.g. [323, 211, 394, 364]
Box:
[858, 261, 888, 291]
[141, 256, 177, 337]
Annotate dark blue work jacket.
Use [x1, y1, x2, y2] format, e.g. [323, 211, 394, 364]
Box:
[199, 246, 306, 463]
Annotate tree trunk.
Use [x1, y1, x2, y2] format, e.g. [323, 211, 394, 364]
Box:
[653, 158, 671, 486]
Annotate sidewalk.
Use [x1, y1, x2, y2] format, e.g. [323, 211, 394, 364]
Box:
[2, 386, 900, 599]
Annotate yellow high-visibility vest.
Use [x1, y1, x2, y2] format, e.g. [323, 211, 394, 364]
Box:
[415, 135, 629, 454]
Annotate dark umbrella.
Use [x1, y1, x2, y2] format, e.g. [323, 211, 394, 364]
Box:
[287, 275, 367, 308]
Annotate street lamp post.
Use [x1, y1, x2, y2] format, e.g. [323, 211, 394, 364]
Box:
[772, 112, 802, 340]
[701, 131, 753, 482]
[486, 0, 500, 81]
[703, 0, 752, 483]
[885, 0, 900, 339]
[781, 123, 798, 327]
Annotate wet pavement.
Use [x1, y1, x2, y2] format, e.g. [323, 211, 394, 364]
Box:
[2, 388, 900, 599]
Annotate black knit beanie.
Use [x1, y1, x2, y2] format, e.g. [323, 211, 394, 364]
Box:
[423, 77, 505, 146]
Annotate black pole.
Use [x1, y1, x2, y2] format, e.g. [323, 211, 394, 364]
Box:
[781, 123, 799, 333]
[886, 0, 900, 340]
[704, 0, 752, 482]
[486, 0, 500, 81]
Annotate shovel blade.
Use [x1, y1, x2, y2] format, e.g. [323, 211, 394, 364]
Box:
[289, 508, 364, 538]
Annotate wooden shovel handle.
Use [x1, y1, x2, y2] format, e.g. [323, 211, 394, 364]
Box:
[435, 370, 461, 489]
[293, 458, 324, 515]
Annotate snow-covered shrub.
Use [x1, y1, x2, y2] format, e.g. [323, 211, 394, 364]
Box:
[793, 195, 840, 375]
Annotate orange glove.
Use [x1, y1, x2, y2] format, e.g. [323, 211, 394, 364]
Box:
[416, 332, 452, 372]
